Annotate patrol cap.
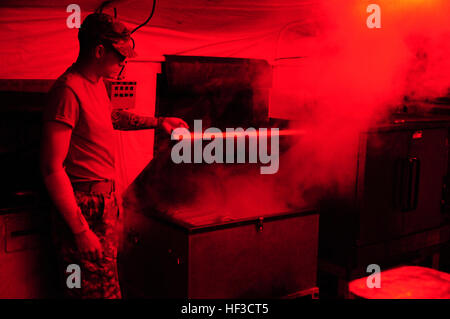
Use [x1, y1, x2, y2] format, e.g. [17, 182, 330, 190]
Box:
[79, 13, 137, 58]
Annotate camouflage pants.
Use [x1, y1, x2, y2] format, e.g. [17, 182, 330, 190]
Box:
[52, 190, 122, 299]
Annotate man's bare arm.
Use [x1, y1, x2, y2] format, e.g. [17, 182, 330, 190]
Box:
[111, 109, 159, 130]
[40, 121, 89, 234]
[111, 109, 189, 132]
[40, 121, 103, 260]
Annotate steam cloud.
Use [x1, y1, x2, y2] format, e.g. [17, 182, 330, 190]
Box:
[126, 0, 450, 222]
[269, 0, 450, 207]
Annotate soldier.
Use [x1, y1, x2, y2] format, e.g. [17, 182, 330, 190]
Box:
[40, 12, 188, 298]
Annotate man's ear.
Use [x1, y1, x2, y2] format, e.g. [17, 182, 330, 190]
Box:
[94, 44, 105, 59]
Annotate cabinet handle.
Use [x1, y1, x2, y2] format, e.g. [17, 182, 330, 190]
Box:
[168, 249, 181, 265]
[396, 157, 421, 212]
[442, 176, 449, 214]
[410, 157, 420, 211]
[404, 157, 420, 212]
[10, 228, 41, 238]
[127, 229, 140, 245]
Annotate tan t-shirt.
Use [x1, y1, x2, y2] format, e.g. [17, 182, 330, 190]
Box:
[44, 65, 116, 182]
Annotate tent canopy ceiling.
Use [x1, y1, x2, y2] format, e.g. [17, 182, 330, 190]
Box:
[0, 0, 323, 78]
[0, 0, 320, 34]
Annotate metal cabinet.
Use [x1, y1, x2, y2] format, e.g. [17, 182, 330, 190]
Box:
[357, 127, 447, 245]
[319, 121, 450, 290]
[0, 209, 58, 298]
[120, 208, 319, 298]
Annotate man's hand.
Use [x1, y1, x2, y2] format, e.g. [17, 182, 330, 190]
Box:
[158, 117, 189, 134]
[74, 229, 103, 261]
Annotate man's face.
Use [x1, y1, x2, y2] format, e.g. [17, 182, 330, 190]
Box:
[97, 44, 126, 79]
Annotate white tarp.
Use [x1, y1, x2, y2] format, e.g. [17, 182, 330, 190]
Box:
[0, 0, 320, 79]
